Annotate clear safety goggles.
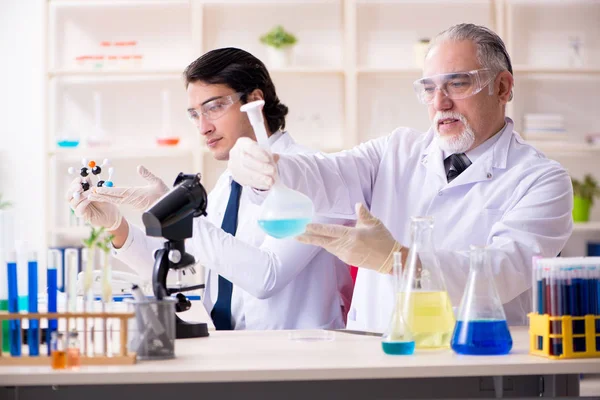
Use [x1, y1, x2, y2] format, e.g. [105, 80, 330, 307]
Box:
[187, 92, 244, 123]
[413, 68, 496, 104]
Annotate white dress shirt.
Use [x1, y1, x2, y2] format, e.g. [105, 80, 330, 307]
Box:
[271, 117, 573, 330]
[113, 131, 354, 330]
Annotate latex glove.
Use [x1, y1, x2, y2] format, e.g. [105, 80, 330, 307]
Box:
[296, 203, 402, 274]
[88, 165, 169, 211]
[66, 176, 122, 231]
[228, 137, 278, 190]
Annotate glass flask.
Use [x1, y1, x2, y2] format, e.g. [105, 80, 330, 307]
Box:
[66, 330, 81, 369]
[399, 216, 455, 349]
[241, 100, 314, 239]
[451, 245, 512, 355]
[50, 331, 66, 370]
[382, 252, 415, 355]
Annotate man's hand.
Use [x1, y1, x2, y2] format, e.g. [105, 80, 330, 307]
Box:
[228, 137, 278, 190]
[296, 203, 403, 274]
[88, 165, 169, 211]
[66, 176, 122, 231]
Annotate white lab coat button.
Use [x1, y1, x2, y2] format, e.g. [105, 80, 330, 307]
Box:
[487, 173, 492, 179]
[438, 191, 443, 196]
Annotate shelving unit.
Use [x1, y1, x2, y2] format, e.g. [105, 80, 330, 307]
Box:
[44, 0, 600, 258]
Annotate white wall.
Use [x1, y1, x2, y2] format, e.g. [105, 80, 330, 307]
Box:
[0, 0, 45, 254]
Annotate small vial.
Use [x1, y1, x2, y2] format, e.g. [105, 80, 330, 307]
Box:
[66, 330, 81, 370]
[50, 332, 66, 370]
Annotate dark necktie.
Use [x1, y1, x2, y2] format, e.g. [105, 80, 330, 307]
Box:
[210, 180, 242, 330]
[446, 153, 471, 183]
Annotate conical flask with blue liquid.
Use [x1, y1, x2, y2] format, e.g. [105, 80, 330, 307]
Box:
[240, 100, 314, 239]
[451, 245, 513, 355]
[382, 252, 415, 355]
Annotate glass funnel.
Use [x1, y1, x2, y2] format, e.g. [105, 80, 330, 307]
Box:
[399, 216, 455, 349]
[240, 100, 314, 239]
[451, 245, 512, 355]
[382, 252, 415, 355]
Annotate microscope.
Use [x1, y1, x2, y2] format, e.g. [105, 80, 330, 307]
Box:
[142, 172, 210, 339]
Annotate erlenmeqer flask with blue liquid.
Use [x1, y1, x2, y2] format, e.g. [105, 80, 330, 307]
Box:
[241, 100, 314, 239]
[451, 245, 513, 355]
[382, 253, 415, 355]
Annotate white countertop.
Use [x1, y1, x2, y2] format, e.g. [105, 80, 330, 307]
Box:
[1, 327, 599, 386]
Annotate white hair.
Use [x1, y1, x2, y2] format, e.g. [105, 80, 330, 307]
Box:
[427, 23, 513, 100]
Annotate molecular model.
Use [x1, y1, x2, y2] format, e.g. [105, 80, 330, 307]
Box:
[68, 158, 114, 200]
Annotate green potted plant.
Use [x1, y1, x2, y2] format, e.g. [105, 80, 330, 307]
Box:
[260, 25, 298, 68]
[0, 194, 11, 210]
[571, 174, 600, 222]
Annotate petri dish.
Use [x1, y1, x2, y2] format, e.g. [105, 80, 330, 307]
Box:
[288, 329, 335, 342]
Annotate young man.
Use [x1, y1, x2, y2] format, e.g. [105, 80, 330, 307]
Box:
[68, 48, 353, 330]
[227, 24, 573, 330]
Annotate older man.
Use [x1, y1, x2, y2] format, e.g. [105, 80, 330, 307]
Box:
[228, 23, 573, 331]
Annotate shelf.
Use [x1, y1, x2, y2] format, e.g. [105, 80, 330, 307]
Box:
[514, 66, 600, 76]
[50, 0, 189, 8]
[48, 69, 184, 82]
[357, 67, 422, 74]
[49, 146, 194, 160]
[527, 141, 600, 156]
[357, 0, 488, 4]
[573, 222, 600, 233]
[202, 0, 338, 3]
[269, 67, 344, 74]
[53, 226, 90, 237]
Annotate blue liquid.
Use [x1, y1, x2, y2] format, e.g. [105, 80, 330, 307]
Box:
[56, 139, 80, 148]
[382, 341, 416, 355]
[47, 268, 58, 356]
[451, 320, 512, 355]
[7, 261, 21, 357]
[28, 260, 39, 356]
[258, 218, 310, 239]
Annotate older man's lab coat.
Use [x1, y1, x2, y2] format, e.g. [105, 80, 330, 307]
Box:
[274, 118, 573, 330]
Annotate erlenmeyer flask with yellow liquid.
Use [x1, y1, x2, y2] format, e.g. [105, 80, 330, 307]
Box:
[398, 216, 455, 349]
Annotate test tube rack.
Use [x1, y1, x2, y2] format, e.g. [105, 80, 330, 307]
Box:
[0, 311, 137, 366]
[528, 312, 600, 360]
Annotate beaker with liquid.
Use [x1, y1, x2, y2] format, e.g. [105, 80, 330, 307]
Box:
[399, 216, 455, 349]
[450, 245, 512, 355]
[382, 252, 415, 355]
[240, 100, 314, 239]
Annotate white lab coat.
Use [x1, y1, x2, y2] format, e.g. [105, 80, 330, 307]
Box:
[273, 118, 573, 330]
[113, 131, 353, 330]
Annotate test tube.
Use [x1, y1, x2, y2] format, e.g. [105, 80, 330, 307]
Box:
[47, 250, 59, 356]
[7, 251, 21, 357]
[65, 248, 79, 314]
[27, 252, 39, 356]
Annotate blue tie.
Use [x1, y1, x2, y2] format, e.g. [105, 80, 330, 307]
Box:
[210, 180, 242, 330]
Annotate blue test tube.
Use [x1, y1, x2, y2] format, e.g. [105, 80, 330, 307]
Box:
[46, 250, 59, 356]
[550, 265, 562, 356]
[27, 254, 39, 356]
[7, 252, 21, 357]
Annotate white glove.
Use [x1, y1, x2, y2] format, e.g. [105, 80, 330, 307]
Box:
[228, 137, 278, 190]
[88, 165, 169, 211]
[296, 203, 402, 274]
[66, 176, 122, 231]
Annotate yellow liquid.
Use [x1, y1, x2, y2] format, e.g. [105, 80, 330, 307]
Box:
[397, 291, 455, 349]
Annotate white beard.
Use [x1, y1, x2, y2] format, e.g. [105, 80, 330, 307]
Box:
[433, 111, 475, 154]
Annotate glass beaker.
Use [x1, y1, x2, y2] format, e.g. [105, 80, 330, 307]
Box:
[240, 100, 314, 239]
[399, 216, 455, 349]
[451, 245, 512, 355]
[382, 252, 415, 355]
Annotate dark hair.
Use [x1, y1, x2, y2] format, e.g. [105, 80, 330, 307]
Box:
[183, 47, 289, 133]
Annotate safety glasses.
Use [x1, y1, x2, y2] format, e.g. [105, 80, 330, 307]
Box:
[187, 92, 244, 123]
[413, 69, 496, 104]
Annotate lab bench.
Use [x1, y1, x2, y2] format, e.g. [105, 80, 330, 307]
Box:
[0, 327, 598, 399]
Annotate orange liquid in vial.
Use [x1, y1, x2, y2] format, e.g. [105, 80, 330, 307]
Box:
[67, 348, 81, 369]
[51, 350, 66, 370]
